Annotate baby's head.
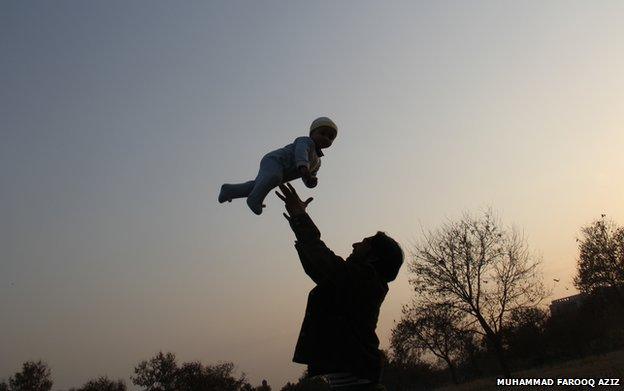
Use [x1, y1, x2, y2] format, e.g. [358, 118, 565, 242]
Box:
[309, 116, 338, 149]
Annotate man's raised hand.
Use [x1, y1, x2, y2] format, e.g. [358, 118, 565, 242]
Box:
[275, 183, 313, 221]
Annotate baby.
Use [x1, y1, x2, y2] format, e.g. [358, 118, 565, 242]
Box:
[219, 116, 338, 215]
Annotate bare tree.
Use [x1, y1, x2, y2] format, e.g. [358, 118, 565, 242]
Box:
[574, 216, 624, 299]
[392, 302, 468, 383]
[408, 210, 546, 376]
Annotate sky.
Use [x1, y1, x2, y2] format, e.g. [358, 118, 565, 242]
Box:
[2, 0, 624, 389]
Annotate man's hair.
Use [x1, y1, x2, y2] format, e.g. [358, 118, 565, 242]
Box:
[369, 231, 403, 282]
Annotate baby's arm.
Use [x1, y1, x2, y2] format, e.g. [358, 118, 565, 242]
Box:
[294, 137, 314, 170]
[297, 166, 316, 188]
[294, 137, 317, 188]
[307, 165, 320, 188]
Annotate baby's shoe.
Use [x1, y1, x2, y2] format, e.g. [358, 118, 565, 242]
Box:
[218, 184, 233, 203]
[246, 198, 265, 215]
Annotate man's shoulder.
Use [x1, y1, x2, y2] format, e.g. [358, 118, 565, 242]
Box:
[279, 136, 312, 150]
[294, 135, 314, 144]
[345, 262, 388, 290]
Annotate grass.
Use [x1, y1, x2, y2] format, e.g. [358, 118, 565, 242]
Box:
[434, 350, 624, 390]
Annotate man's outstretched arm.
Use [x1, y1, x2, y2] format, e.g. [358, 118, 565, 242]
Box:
[275, 183, 345, 284]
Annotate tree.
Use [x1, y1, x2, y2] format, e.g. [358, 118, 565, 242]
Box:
[380, 357, 441, 391]
[176, 361, 251, 391]
[574, 216, 624, 298]
[392, 302, 468, 383]
[132, 352, 179, 391]
[279, 371, 328, 391]
[501, 306, 547, 365]
[255, 379, 271, 391]
[0, 381, 9, 391]
[132, 352, 252, 391]
[8, 361, 53, 391]
[72, 376, 126, 391]
[408, 210, 546, 376]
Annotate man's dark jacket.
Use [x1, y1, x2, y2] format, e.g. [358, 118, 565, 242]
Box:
[289, 213, 389, 382]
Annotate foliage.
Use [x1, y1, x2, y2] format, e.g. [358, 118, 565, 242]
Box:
[574, 216, 624, 296]
[279, 371, 328, 391]
[392, 302, 469, 383]
[8, 361, 53, 391]
[71, 376, 126, 391]
[176, 361, 250, 391]
[132, 352, 179, 391]
[132, 352, 251, 391]
[254, 379, 271, 391]
[501, 307, 548, 366]
[382, 358, 443, 391]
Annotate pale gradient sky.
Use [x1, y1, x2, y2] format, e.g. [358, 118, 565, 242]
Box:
[2, 1, 624, 389]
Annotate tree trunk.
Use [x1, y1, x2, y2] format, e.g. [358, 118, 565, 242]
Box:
[444, 358, 459, 384]
[466, 341, 482, 377]
[474, 313, 511, 377]
[490, 334, 511, 378]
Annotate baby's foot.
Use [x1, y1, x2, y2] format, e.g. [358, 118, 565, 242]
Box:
[218, 184, 233, 203]
[246, 198, 265, 215]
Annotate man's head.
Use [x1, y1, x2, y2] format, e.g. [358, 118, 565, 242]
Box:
[348, 232, 404, 282]
[309, 117, 337, 149]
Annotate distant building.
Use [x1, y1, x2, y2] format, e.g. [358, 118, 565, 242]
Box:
[549, 293, 588, 316]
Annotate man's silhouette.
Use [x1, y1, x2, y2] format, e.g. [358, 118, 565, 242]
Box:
[276, 183, 403, 391]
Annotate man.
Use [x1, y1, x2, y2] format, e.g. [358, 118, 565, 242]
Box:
[276, 183, 403, 391]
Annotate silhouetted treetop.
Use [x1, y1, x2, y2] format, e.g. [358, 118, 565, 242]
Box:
[7, 361, 53, 391]
[132, 351, 252, 391]
[575, 216, 624, 296]
[70, 376, 126, 391]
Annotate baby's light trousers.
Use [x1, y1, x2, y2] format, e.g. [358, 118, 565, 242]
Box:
[220, 155, 284, 215]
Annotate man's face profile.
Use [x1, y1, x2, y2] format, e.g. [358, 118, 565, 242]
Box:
[348, 236, 375, 262]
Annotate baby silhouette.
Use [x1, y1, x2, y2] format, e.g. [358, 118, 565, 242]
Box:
[219, 117, 337, 215]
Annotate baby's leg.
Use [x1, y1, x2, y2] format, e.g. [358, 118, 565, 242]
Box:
[219, 181, 255, 203]
[246, 157, 283, 215]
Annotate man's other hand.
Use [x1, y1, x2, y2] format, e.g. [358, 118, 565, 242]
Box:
[275, 183, 313, 221]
